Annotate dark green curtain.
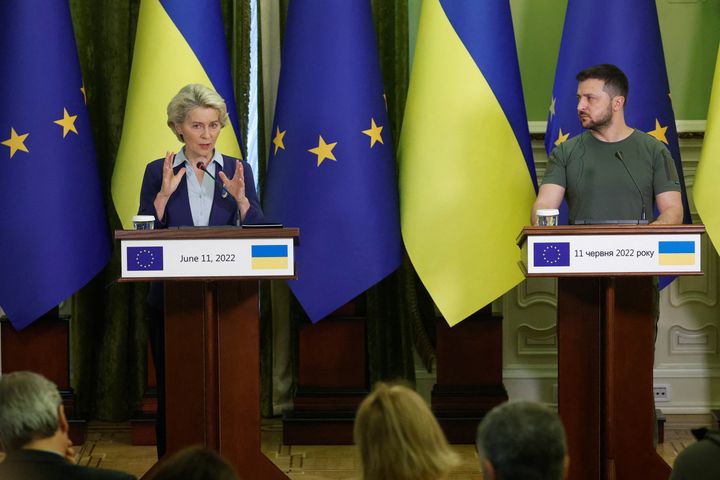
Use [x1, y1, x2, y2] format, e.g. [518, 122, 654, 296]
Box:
[68, 0, 254, 420]
[366, 0, 416, 384]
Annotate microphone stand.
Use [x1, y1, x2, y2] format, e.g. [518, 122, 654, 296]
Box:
[197, 161, 243, 228]
[615, 151, 648, 224]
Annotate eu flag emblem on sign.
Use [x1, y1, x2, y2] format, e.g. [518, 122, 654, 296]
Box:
[127, 247, 164, 271]
[533, 243, 570, 267]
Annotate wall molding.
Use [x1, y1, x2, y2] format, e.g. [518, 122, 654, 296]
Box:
[516, 324, 557, 356]
[516, 278, 557, 308]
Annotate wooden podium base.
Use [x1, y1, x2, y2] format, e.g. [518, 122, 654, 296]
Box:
[163, 280, 285, 479]
[431, 310, 507, 444]
[282, 317, 368, 445]
[0, 314, 86, 446]
[558, 277, 670, 480]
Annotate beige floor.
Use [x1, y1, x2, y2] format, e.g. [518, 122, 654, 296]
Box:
[55, 415, 706, 479]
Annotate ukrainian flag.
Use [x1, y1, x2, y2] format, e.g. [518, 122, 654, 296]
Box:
[111, 0, 242, 228]
[658, 241, 695, 266]
[694, 44, 720, 251]
[251, 245, 288, 270]
[398, 1, 537, 326]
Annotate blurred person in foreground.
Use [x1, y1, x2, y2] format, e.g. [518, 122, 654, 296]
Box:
[669, 427, 720, 480]
[476, 400, 568, 480]
[353, 382, 460, 480]
[0, 371, 135, 480]
[145, 445, 239, 480]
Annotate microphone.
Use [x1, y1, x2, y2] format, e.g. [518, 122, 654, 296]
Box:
[614, 151, 648, 223]
[196, 161, 242, 227]
[196, 161, 229, 199]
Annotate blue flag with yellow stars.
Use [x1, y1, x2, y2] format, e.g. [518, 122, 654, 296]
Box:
[545, 0, 691, 288]
[263, 0, 402, 322]
[0, 0, 111, 330]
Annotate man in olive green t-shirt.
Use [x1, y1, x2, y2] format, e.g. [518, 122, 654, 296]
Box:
[532, 64, 683, 225]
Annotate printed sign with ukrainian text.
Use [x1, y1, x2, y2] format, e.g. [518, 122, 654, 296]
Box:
[526, 234, 701, 275]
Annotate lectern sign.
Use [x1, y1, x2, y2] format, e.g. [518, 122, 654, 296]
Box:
[522, 229, 702, 275]
[117, 230, 297, 280]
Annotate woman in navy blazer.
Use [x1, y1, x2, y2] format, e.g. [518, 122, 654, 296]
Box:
[138, 84, 263, 227]
[137, 84, 264, 457]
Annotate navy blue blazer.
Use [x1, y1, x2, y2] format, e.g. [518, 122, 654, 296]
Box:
[138, 154, 264, 227]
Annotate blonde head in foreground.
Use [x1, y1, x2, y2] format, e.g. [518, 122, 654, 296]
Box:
[354, 383, 460, 480]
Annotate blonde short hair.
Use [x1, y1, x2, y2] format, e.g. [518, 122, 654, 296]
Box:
[354, 383, 460, 480]
[166, 84, 229, 142]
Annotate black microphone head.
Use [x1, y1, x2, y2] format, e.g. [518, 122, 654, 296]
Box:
[196, 161, 205, 170]
[614, 151, 623, 161]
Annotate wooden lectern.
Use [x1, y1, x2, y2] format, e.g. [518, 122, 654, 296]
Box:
[116, 227, 298, 479]
[518, 224, 704, 480]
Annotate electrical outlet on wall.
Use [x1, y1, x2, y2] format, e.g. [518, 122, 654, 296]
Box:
[653, 384, 671, 402]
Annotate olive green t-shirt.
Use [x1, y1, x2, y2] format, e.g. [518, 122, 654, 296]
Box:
[542, 130, 680, 223]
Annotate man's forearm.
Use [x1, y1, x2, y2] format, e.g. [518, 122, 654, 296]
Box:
[652, 205, 683, 225]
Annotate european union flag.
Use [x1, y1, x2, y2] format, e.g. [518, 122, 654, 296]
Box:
[546, 0, 691, 286]
[0, 0, 111, 330]
[127, 247, 164, 271]
[263, 1, 402, 321]
[533, 243, 571, 267]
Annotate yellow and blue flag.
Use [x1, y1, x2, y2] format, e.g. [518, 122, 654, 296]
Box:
[546, 0, 691, 287]
[112, 0, 242, 228]
[398, 1, 537, 326]
[263, 1, 402, 322]
[0, 0, 111, 330]
[694, 44, 720, 250]
[251, 245, 288, 270]
[658, 241, 695, 266]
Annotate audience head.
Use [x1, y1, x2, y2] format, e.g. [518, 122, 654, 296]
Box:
[354, 382, 460, 480]
[146, 445, 239, 480]
[476, 401, 568, 480]
[0, 371, 64, 452]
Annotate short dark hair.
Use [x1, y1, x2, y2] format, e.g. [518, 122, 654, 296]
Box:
[147, 446, 239, 480]
[476, 401, 567, 480]
[576, 64, 629, 100]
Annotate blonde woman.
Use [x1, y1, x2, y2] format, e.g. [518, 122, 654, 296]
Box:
[138, 84, 264, 457]
[354, 383, 460, 480]
[138, 83, 263, 228]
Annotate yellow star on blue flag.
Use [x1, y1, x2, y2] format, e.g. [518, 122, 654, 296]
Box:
[0, 0, 110, 329]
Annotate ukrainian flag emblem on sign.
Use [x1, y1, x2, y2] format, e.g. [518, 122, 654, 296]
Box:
[658, 241, 695, 266]
[251, 245, 288, 270]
